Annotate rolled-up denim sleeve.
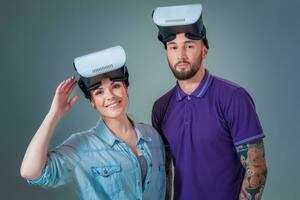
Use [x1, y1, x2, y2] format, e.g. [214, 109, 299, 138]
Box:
[27, 134, 80, 188]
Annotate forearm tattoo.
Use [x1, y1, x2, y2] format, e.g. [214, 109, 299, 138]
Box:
[236, 140, 267, 200]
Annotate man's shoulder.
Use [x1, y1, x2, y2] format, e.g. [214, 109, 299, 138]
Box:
[153, 86, 176, 109]
[209, 74, 251, 98]
[210, 74, 255, 105]
[211, 75, 243, 91]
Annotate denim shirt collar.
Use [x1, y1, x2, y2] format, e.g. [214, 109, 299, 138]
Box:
[95, 119, 151, 147]
[176, 69, 212, 101]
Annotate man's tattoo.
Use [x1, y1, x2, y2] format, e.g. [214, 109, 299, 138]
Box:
[236, 140, 267, 200]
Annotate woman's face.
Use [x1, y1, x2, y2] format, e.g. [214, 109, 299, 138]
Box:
[89, 78, 128, 120]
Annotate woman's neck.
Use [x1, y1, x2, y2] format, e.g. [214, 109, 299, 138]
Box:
[102, 114, 134, 137]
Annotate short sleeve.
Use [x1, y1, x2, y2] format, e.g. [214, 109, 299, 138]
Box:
[152, 102, 162, 134]
[27, 134, 81, 188]
[226, 88, 265, 146]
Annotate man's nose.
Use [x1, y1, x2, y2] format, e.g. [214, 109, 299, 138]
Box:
[177, 47, 188, 60]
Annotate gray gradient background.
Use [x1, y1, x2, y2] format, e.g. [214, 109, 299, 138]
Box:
[0, 0, 299, 199]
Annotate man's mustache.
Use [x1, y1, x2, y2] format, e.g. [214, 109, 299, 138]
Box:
[175, 61, 190, 68]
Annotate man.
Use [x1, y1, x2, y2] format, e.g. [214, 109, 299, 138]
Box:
[151, 4, 267, 200]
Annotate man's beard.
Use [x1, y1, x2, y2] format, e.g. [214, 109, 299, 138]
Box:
[168, 57, 202, 80]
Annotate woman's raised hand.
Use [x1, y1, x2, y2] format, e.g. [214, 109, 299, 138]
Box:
[49, 76, 79, 119]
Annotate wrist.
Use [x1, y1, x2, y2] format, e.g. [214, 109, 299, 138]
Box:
[47, 111, 62, 122]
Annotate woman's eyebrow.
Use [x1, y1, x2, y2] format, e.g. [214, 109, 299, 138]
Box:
[92, 87, 103, 93]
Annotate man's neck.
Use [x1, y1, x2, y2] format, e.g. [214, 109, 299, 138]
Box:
[178, 66, 206, 95]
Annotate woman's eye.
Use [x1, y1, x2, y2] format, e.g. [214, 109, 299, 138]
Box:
[95, 90, 104, 95]
[112, 83, 121, 89]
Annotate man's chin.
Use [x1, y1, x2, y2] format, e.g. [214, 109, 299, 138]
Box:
[173, 72, 194, 80]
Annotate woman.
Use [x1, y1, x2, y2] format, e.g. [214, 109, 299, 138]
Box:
[20, 46, 166, 200]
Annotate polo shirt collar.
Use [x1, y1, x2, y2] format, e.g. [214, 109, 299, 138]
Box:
[95, 119, 151, 147]
[176, 69, 212, 101]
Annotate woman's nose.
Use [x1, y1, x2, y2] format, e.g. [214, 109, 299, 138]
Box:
[104, 89, 115, 100]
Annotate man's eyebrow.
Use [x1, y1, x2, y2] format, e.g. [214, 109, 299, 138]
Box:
[167, 40, 196, 46]
[167, 42, 177, 46]
[184, 40, 196, 44]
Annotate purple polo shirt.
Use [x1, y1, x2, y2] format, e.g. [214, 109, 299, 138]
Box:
[152, 70, 264, 200]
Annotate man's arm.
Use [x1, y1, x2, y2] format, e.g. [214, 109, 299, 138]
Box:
[152, 104, 173, 200]
[236, 139, 267, 200]
[164, 145, 173, 200]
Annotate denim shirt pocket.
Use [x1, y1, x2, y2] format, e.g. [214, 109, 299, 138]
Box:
[90, 165, 122, 197]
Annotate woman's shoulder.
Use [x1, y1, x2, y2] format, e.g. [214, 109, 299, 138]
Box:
[135, 123, 161, 140]
[136, 122, 156, 132]
[58, 127, 97, 149]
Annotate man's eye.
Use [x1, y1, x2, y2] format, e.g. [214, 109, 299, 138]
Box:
[186, 45, 194, 48]
[169, 46, 177, 50]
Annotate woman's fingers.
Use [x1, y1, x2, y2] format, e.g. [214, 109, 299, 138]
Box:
[60, 76, 75, 93]
[67, 95, 79, 111]
[56, 80, 66, 93]
[65, 79, 77, 94]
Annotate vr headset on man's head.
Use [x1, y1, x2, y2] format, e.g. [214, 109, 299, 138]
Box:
[152, 4, 209, 49]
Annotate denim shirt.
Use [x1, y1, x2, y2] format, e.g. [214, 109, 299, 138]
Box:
[27, 120, 166, 200]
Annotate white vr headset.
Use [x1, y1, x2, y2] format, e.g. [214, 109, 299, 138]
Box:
[74, 46, 126, 78]
[74, 46, 128, 91]
[152, 4, 209, 48]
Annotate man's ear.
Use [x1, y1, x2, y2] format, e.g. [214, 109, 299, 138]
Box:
[202, 46, 208, 60]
